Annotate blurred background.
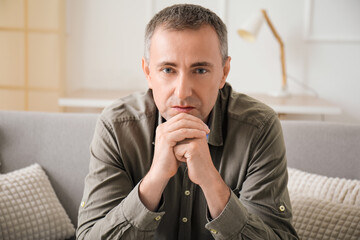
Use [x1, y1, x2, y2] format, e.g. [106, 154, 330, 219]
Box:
[0, 0, 359, 122]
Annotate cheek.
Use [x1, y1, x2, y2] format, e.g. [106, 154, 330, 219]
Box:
[201, 81, 221, 107]
[152, 85, 171, 110]
[199, 77, 221, 98]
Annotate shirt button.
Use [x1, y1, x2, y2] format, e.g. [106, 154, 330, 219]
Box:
[210, 229, 218, 234]
[80, 201, 85, 207]
[155, 216, 162, 221]
[279, 205, 285, 212]
[182, 217, 188, 223]
[184, 190, 190, 196]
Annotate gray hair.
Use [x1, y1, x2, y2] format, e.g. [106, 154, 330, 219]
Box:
[144, 4, 228, 65]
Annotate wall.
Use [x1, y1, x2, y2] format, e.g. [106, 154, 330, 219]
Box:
[66, 0, 360, 122]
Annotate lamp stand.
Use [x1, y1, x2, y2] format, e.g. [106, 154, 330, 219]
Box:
[261, 10, 289, 97]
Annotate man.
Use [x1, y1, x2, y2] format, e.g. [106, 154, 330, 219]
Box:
[77, 4, 299, 239]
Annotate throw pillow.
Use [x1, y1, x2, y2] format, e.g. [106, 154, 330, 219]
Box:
[288, 168, 360, 206]
[0, 164, 75, 240]
[291, 193, 360, 240]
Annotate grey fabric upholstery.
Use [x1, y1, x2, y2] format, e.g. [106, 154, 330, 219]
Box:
[0, 111, 359, 232]
[0, 110, 98, 227]
[281, 120, 360, 180]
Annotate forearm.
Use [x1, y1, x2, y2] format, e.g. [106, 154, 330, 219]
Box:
[139, 170, 170, 211]
[205, 192, 299, 240]
[200, 169, 230, 219]
[200, 170, 297, 239]
[77, 201, 132, 240]
[77, 182, 165, 240]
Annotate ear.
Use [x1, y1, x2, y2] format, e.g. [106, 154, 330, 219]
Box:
[142, 57, 152, 89]
[219, 56, 231, 89]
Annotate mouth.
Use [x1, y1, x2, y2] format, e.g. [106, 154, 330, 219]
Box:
[172, 106, 195, 113]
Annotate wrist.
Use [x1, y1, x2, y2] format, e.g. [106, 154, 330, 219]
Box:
[144, 168, 171, 190]
[199, 170, 230, 219]
[200, 171, 228, 196]
[139, 171, 170, 212]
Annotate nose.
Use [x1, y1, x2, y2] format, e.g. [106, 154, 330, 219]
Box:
[174, 73, 192, 100]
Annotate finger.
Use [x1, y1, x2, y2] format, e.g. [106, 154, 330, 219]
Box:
[168, 119, 210, 134]
[174, 152, 187, 162]
[167, 129, 207, 146]
[162, 114, 210, 134]
[168, 113, 204, 125]
[176, 139, 192, 145]
[174, 144, 188, 162]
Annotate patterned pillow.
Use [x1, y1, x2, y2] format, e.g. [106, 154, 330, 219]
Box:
[288, 168, 360, 206]
[291, 193, 360, 240]
[0, 164, 75, 240]
[288, 168, 360, 240]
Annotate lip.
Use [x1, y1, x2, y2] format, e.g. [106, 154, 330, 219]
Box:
[172, 106, 195, 113]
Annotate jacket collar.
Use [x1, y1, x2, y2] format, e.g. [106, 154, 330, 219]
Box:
[207, 90, 224, 147]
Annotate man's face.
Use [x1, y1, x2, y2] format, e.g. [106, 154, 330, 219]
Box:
[142, 25, 231, 122]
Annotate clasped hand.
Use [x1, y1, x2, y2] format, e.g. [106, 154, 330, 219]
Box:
[141, 113, 230, 216]
[151, 113, 215, 187]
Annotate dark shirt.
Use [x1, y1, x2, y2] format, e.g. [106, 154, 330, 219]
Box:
[77, 83, 299, 239]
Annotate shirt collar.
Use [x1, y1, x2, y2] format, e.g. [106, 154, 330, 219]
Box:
[207, 91, 224, 147]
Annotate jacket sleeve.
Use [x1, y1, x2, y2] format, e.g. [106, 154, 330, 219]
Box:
[205, 115, 299, 240]
[76, 118, 164, 240]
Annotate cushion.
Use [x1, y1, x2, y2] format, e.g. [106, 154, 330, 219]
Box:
[288, 168, 360, 206]
[0, 164, 75, 240]
[288, 168, 360, 240]
[291, 193, 360, 240]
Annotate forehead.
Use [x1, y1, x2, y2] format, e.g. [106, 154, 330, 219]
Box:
[149, 25, 222, 64]
[152, 24, 218, 43]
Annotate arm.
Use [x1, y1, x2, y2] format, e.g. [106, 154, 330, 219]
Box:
[139, 113, 210, 211]
[77, 114, 210, 239]
[204, 115, 299, 239]
[76, 118, 165, 240]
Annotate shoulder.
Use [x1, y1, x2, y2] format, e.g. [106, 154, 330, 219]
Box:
[220, 83, 278, 129]
[99, 89, 157, 125]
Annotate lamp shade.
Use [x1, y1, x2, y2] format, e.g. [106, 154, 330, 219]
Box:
[237, 11, 264, 42]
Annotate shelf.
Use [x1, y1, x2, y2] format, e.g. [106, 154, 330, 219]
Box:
[58, 89, 142, 108]
[59, 89, 341, 116]
[247, 93, 342, 115]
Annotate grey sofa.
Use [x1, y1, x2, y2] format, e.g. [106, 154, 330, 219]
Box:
[0, 110, 359, 239]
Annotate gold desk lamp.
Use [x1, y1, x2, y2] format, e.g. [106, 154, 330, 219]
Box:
[238, 10, 290, 97]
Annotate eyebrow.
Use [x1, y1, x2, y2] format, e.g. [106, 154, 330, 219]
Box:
[190, 62, 214, 68]
[156, 61, 214, 68]
[157, 61, 177, 68]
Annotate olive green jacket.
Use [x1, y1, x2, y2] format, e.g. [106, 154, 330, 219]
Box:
[77, 83, 298, 239]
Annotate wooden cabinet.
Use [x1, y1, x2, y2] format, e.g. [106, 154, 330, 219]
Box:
[0, 0, 65, 112]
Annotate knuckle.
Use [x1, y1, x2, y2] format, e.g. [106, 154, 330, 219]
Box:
[178, 128, 187, 135]
[188, 144, 196, 152]
[156, 126, 162, 134]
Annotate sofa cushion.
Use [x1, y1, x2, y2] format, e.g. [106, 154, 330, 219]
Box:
[291, 193, 360, 240]
[288, 168, 360, 239]
[288, 168, 360, 206]
[0, 164, 75, 240]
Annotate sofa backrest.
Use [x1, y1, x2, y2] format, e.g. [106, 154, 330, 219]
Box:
[0, 110, 98, 227]
[281, 120, 360, 180]
[1, 111, 359, 228]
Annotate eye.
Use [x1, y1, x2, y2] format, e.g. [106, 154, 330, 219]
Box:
[162, 68, 174, 74]
[195, 68, 208, 74]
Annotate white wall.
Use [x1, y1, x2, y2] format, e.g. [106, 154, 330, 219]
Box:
[66, 0, 360, 123]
